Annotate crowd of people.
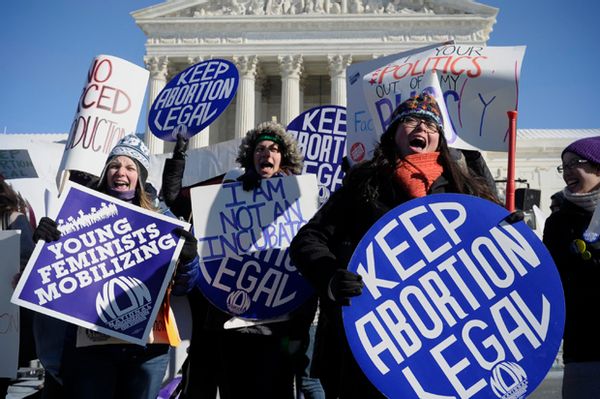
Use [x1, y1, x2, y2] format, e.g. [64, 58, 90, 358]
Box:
[2, 92, 599, 399]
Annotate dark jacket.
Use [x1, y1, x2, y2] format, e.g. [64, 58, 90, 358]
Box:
[543, 199, 600, 363]
[289, 161, 451, 397]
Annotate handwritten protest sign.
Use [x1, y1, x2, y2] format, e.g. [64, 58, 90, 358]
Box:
[190, 175, 318, 319]
[287, 106, 347, 206]
[11, 182, 188, 345]
[343, 194, 564, 399]
[346, 43, 445, 164]
[346, 44, 526, 164]
[0, 231, 20, 378]
[0, 150, 38, 179]
[148, 59, 239, 142]
[57, 55, 149, 185]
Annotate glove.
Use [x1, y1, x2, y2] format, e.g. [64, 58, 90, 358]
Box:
[32, 217, 61, 243]
[238, 170, 262, 192]
[503, 210, 525, 224]
[173, 227, 198, 264]
[172, 258, 200, 296]
[173, 132, 189, 161]
[328, 269, 364, 306]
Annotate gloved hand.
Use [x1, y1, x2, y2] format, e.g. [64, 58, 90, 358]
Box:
[238, 169, 262, 192]
[328, 269, 364, 306]
[173, 132, 189, 161]
[172, 257, 200, 296]
[173, 227, 198, 264]
[32, 217, 61, 243]
[503, 210, 525, 224]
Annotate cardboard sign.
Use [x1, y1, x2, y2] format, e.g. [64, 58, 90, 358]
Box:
[343, 194, 564, 399]
[148, 59, 239, 142]
[0, 231, 20, 378]
[11, 182, 189, 345]
[346, 44, 526, 163]
[287, 106, 347, 206]
[57, 55, 149, 183]
[191, 175, 319, 319]
[0, 149, 38, 179]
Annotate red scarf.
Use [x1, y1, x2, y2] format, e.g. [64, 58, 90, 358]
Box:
[393, 152, 443, 198]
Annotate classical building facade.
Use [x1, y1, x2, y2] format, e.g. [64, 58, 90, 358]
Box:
[132, 0, 498, 153]
[131, 0, 600, 213]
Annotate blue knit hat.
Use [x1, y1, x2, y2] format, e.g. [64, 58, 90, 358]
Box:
[390, 93, 443, 130]
[562, 136, 600, 165]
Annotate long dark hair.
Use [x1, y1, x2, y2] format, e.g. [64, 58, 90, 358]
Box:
[351, 119, 498, 203]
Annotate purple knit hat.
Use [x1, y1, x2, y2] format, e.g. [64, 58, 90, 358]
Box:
[562, 136, 600, 164]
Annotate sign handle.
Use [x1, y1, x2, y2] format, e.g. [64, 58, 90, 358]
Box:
[505, 110, 518, 211]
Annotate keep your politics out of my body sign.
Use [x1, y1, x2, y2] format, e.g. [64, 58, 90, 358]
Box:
[11, 181, 189, 345]
[343, 194, 564, 399]
[191, 175, 319, 320]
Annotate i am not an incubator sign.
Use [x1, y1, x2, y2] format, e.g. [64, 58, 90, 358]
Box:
[343, 194, 565, 399]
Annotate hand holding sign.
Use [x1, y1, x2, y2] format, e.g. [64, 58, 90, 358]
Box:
[329, 269, 364, 306]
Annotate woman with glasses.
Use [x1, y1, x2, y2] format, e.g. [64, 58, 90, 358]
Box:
[543, 136, 600, 398]
[289, 93, 498, 398]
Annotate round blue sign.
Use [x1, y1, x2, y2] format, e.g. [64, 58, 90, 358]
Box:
[148, 59, 238, 142]
[197, 248, 314, 320]
[343, 193, 565, 399]
[287, 105, 347, 205]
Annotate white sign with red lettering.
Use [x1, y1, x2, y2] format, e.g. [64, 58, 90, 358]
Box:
[57, 55, 149, 186]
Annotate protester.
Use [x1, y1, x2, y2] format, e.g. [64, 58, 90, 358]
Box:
[543, 136, 600, 399]
[0, 177, 36, 398]
[162, 121, 321, 398]
[31, 135, 200, 399]
[549, 190, 565, 214]
[289, 93, 499, 398]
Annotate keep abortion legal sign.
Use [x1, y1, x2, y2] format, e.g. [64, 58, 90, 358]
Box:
[343, 194, 564, 399]
[148, 59, 238, 141]
[190, 175, 318, 319]
[287, 105, 347, 206]
[11, 182, 189, 345]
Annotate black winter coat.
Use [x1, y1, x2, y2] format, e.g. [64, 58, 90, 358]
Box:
[543, 199, 600, 363]
[289, 162, 452, 397]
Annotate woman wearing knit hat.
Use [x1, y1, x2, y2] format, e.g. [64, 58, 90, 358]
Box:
[289, 93, 499, 398]
[32, 135, 200, 399]
[543, 136, 600, 398]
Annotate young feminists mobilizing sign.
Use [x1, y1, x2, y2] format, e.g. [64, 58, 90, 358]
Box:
[11, 182, 189, 345]
[343, 194, 564, 399]
[190, 175, 318, 319]
[346, 44, 526, 164]
[287, 105, 347, 206]
[58, 55, 149, 184]
[148, 59, 239, 141]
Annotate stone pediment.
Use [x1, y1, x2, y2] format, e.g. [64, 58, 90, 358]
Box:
[134, 0, 496, 18]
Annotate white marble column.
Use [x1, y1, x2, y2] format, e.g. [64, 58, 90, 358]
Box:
[278, 55, 303, 126]
[187, 56, 210, 149]
[144, 56, 168, 154]
[328, 55, 352, 107]
[254, 70, 265, 126]
[234, 55, 258, 139]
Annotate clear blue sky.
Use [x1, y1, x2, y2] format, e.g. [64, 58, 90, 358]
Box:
[1, 0, 598, 134]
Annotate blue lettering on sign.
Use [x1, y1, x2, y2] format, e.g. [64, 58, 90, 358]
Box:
[197, 248, 314, 320]
[343, 194, 565, 399]
[148, 59, 239, 142]
[287, 105, 347, 206]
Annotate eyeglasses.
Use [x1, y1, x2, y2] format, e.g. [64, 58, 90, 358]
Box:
[557, 159, 588, 173]
[401, 116, 439, 133]
[255, 144, 281, 154]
